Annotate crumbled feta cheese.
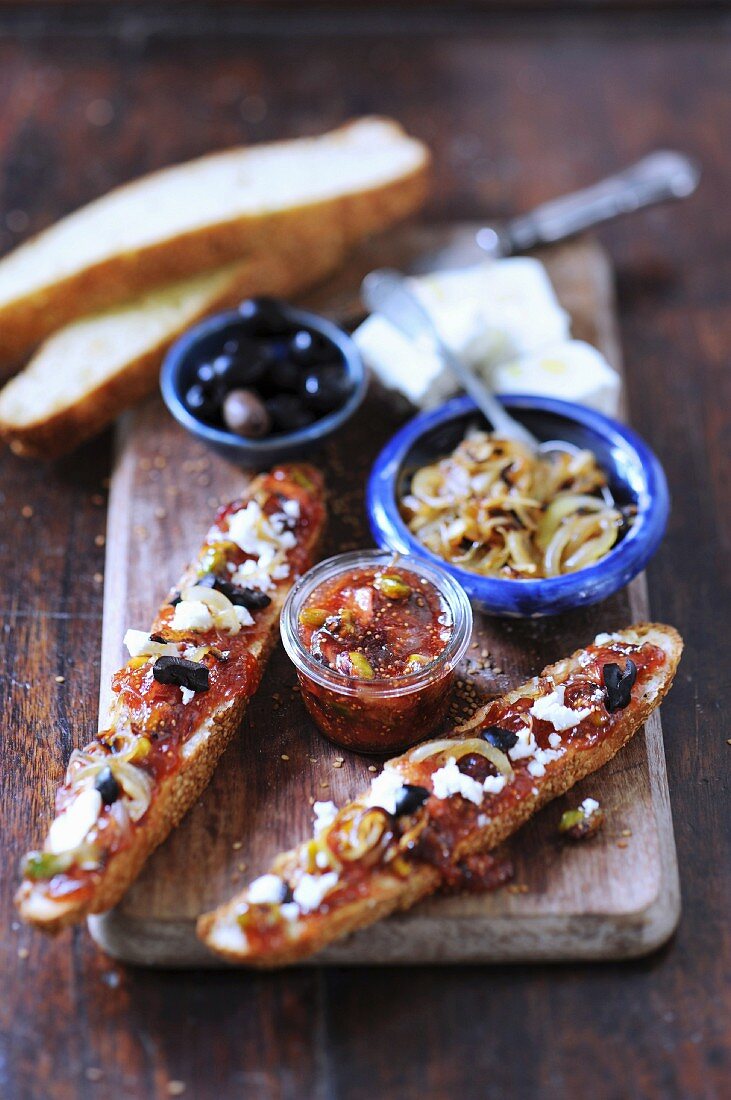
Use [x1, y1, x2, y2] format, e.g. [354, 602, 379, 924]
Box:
[508, 726, 537, 761]
[282, 499, 300, 520]
[315, 851, 331, 869]
[548, 732, 562, 749]
[171, 600, 214, 633]
[280, 902, 300, 922]
[248, 874, 287, 905]
[313, 800, 338, 837]
[365, 768, 405, 815]
[123, 629, 179, 659]
[527, 746, 565, 778]
[530, 684, 592, 731]
[527, 759, 546, 778]
[292, 871, 339, 913]
[580, 797, 600, 817]
[180, 686, 195, 706]
[483, 773, 507, 795]
[431, 757, 483, 805]
[234, 605, 254, 627]
[47, 789, 102, 854]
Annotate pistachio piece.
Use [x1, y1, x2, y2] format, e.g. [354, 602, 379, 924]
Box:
[404, 654, 430, 674]
[22, 849, 74, 881]
[375, 572, 411, 600]
[299, 607, 329, 630]
[347, 652, 375, 680]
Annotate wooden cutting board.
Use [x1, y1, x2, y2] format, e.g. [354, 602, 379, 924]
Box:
[88, 229, 680, 966]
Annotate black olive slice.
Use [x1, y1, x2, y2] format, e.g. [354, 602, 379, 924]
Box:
[602, 659, 637, 713]
[481, 726, 519, 753]
[95, 766, 121, 806]
[393, 784, 430, 817]
[153, 655, 210, 693]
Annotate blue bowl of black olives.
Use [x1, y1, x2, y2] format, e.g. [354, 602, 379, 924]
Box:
[161, 297, 367, 468]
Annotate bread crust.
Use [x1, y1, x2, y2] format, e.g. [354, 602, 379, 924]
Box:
[198, 623, 682, 966]
[15, 465, 326, 933]
[0, 119, 430, 365]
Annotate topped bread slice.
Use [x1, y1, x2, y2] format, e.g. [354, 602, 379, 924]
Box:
[0, 117, 429, 365]
[198, 623, 682, 967]
[16, 464, 326, 933]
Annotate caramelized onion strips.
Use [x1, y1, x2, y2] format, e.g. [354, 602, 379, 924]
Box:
[401, 432, 628, 579]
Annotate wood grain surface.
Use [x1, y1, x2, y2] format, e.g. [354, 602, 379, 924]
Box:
[1, 7, 729, 1099]
[87, 232, 680, 968]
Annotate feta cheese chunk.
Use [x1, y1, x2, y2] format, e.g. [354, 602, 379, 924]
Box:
[292, 871, 339, 913]
[365, 767, 406, 815]
[530, 684, 592, 732]
[171, 600, 215, 633]
[47, 788, 102, 854]
[123, 629, 178, 659]
[580, 797, 600, 818]
[312, 800, 338, 837]
[431, 756, 483, 805]
[482, 773, 507, 795]
[180, 686, 195, 706]
[248, 874, 287, 905]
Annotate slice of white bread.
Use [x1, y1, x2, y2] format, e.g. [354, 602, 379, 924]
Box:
[0, 118, 429, 365]
[0, 249, 338, 460]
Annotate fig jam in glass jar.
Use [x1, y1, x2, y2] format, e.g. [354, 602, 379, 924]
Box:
[281, 550, 472, 753]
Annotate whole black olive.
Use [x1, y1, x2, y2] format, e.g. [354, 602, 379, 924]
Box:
[267, 357, 302, 395]
[238, 297, 288, 336]
[603, 658, 637, 713]
[289, 329, 335, 366]
[213, 342, 271, 389]
[95, 766, 121, 806]
[301, 365, 352, 414]
[185, 383, 220, 423]
[393, 784, 430, 817]
[153, 655, 209, 692]
[481, 726, 519, 753]
[265, 394, 316, 433]
[223, 389, 272, 438]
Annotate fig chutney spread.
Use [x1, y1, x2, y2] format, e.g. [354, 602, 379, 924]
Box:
[281, 551, 473, 753]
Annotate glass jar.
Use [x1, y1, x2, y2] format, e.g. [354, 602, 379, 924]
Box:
[281, 550, 472, 754]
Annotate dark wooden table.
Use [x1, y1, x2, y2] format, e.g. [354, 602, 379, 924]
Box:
[1, 6, 729, 1098]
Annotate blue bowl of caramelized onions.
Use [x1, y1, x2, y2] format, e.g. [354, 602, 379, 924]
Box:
[367, 395, 669, 618]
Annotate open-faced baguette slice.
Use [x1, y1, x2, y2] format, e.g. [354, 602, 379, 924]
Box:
[0, 248, 339, 460]
[16, 464, 326, 933]
[0, 117, 429, 366]
[198, 622, 682, 966]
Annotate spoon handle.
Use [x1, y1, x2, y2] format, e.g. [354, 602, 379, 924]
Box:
[477, 150, 701, 256]
[361, 269, 537, 448]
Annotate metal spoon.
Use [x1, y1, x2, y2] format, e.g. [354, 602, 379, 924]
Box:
[361, 268, 615, 504]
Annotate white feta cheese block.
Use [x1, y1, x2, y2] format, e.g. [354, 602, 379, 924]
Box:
[47, 788, 102, 854]
[355, 256, 571, 408]
[491, 339, 621, 416]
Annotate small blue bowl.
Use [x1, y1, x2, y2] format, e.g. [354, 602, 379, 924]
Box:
[160, 303, 367, 468]
[367, 394, 669, 618]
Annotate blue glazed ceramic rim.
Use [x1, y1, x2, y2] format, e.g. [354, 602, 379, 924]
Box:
[366, 394, 670, 618]
[160, 303, 367, 459]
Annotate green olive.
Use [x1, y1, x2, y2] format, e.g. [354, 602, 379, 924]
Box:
[376, 573, 412, 600]
[299, 607, 329, 630]
[348, 652, 375, 680]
